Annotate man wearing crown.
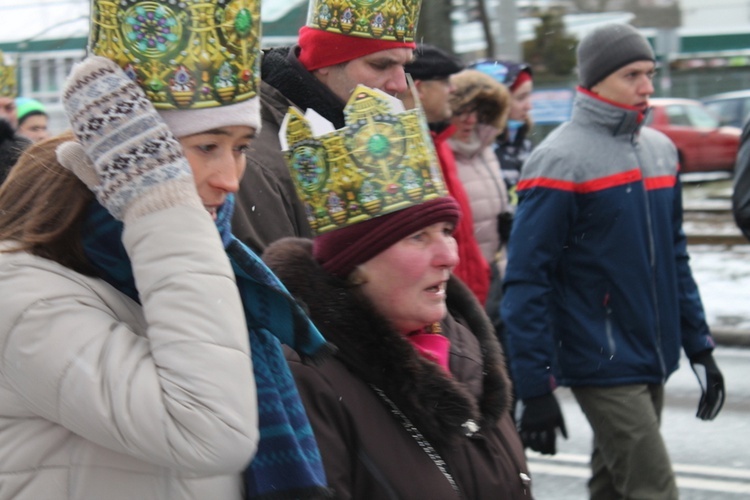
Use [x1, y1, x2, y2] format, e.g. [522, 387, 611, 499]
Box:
[0, 51, 31, 185]
[232, 0, 422, 253]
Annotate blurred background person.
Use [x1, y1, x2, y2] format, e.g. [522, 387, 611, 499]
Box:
[471, 60, 534, 201]
[733, 117, 750, 240]
[265, 86, 531, 499]
[403, 43, 492, 305]
[0, 50, 30, 184]
[15, 97, 49, 143]
[448, 69, 513, 339]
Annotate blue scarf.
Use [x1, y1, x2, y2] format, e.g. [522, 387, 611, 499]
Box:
[82, 196, 333, 499]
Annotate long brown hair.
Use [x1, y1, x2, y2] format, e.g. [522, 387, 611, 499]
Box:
[0, 131, 96, 275]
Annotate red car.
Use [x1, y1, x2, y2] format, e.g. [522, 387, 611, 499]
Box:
[643, 98, 741, 173]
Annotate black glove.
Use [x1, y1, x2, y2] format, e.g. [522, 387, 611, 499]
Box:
[690, 350, 725, 421]
[517, 393, 568, 455]
[497, 211, 514, 243]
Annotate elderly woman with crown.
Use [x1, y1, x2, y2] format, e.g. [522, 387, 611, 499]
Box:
[263, 87, 532, 499]
[0, 1, 334, 499]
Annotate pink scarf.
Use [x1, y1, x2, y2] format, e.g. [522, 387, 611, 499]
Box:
[407, 326, 452, 374]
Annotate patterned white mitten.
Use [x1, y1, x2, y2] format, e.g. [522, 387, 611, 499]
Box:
[62, 56, 201, 222]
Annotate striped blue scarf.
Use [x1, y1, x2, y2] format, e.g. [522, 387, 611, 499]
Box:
[82, 196, 333, 499]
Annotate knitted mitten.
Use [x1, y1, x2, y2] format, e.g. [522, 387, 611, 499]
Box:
[62, 56, 201, 223]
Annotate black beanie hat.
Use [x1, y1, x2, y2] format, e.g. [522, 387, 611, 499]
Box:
[577, 23, 655, 89]
[405, 44, 464, 81]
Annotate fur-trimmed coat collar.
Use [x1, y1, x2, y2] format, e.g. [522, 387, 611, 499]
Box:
[263, 238, 512, 447]
[449, 69, 511, 131]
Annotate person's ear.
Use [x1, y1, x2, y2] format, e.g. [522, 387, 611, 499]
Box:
[413, 79, 426, 98]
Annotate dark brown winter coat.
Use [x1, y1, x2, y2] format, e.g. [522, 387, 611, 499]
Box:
[232, 46, 349, 254]
[264, 238, 532, 500]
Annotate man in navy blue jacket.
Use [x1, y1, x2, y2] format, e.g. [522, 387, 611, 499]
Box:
[501, 23, 725, 499]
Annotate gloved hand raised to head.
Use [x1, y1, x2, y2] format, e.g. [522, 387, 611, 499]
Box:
[60, 55, 201, 223]
[689, 349, 725, 421]
[516, 392, 568, 455]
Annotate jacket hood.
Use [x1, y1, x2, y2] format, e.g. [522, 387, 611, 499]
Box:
[261, 46, 347, 129]
[263, 237, 512, 447]
[450, 69, 511, 131]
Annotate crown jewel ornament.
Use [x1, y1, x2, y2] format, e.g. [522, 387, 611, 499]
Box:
[306, 0, 421, 42]
[281, 85, 448, 235]
[89, 0, 260, 110]
[0, 51, 17, 98]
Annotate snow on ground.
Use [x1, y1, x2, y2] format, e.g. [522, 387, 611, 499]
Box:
[689, 245, 750, 331]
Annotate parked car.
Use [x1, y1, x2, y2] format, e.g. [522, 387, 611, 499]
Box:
[701, 90, 750, 129]
[644, 98, 741, 173]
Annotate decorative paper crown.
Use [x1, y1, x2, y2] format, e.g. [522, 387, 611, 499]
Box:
[89, 0, 261, 110]
[306, 0, 421, 42]
[0, 51, 17, 98]
[281, 85, 448, 235]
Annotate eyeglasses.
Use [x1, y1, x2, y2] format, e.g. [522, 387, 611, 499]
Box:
[454, 104, 479, 117]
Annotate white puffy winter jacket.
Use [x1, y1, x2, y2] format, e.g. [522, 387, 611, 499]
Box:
[0, 204, 258, 499]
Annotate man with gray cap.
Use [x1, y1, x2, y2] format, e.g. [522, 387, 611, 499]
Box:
[501, 23, 725, 499]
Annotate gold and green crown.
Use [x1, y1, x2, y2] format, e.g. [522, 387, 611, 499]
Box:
[307, 0, 421, 42]
[0, 51, 17, 98]
[89, 0, 261, 110]
[281, 85, 447, 235]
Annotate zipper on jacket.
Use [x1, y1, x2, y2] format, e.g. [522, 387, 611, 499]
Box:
[632, 136, 668, 380]
[603, 292, 616, 357]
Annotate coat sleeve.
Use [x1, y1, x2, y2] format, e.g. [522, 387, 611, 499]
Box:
[733, 120, 750, 241]
[231, 86, 313, 253]
[500, 148, 577, 400]
[670, 175, 716, 355]
[1, 205, 258, 474]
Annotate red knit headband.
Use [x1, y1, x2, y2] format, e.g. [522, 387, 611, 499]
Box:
[298, 26, 416, 71]
[510, 70, 532, 92]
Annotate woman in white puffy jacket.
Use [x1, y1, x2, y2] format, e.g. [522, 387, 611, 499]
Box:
[448, 69, 514, 342]
[0, 57, 276, 500]
[448, 69, 513, 269]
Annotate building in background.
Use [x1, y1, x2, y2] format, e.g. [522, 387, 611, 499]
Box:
[2, 0, 750, 134]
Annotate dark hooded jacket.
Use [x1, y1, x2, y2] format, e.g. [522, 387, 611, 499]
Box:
[0, 119, 30, 185]
[264, 238, 531, 500]
[231, 46, 347, 254]
[495, 118, 533, 192]
[733, 119, 750, 240]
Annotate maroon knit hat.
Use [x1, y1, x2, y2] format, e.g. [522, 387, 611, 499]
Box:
[313, 197, 461, 278]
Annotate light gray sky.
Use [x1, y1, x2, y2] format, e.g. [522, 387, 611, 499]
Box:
[0, 0, 308, 44]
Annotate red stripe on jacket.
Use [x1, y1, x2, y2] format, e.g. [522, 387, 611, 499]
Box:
[518, 168, 676, 193]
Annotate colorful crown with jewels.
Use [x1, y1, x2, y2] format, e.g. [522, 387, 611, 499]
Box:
[306, 0, 422, 42]
[89, 0, 260, 110]
[281, 85, 447, 235]
[0, 51, 17, 98]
